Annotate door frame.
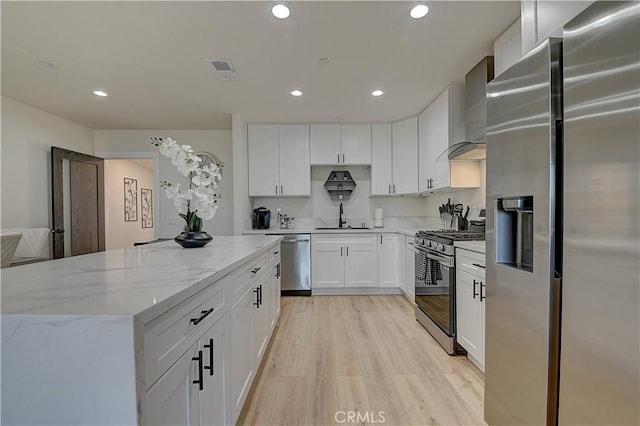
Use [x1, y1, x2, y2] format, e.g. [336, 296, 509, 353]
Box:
[51, 147, 105, 258]
[96, 151, 161, 243]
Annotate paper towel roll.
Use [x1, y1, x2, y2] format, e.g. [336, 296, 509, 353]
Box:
[374, 208, 384, 228]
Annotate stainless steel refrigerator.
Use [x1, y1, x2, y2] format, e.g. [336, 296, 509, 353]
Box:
[484, 1, 639, 425]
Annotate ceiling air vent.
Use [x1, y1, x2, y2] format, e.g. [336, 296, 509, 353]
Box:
[210, 59, 239, 80]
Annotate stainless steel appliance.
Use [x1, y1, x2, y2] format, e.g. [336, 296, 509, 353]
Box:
[414, 230, 484, 354]
[280, 234, 311, 296]
[485, 2, 639, 425]
[252, 207, 271, 229]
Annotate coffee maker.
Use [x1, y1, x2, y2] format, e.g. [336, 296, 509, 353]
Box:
[252, 207, 271, 229]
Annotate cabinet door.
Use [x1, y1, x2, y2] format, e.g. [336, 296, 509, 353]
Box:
[146, 345, 200, 426]
[418, 106, 432, 193]
[252, 276, 269, 366]
[377, 234, 399, 287]
[371, 124, 393, 196]
[199, 314, 230, 426]
[406, 243, 416, 300]
[340, 124, 371, 165]
[344, 238, 378, 288]
[269, 259, 281, 331]
[278, 125, 310, 196]
[392, 117, 419, 194]
[494, 19, 522, 77]
[456, 270, 483, 362]
[311, 238, 345, 288]
[398, 236, 407, 293]
[310, 124, 341, 165]
[428, 90, 452, 191]
[248, 124, 279, 196]
[229, 287, 254, 423]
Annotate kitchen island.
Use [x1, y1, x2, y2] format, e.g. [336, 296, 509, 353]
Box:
[1, 235, 283, 426]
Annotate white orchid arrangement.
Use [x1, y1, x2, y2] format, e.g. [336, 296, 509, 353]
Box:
[151, 137, 222, 232]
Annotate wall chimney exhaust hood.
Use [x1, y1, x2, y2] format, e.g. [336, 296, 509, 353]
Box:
[437, 56, 494, 162]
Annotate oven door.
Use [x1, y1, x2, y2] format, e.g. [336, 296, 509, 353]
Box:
[414, 246, 455, 337]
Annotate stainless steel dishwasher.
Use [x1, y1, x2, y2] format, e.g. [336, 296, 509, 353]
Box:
[280, 234, 311, 296]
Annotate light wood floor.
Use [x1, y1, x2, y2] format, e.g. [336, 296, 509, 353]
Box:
[238, 295, 487, 426]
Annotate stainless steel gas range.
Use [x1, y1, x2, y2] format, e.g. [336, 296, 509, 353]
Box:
[414, 230, 484, 354]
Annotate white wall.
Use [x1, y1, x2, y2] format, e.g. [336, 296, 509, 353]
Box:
[95, 130, 233, 238]
[104, 159, 155, 249]
[250, 166, 427, 228]
[232, 114, 250, 235]
[1, 96, 95, 229]
[422, 160, 486, 218]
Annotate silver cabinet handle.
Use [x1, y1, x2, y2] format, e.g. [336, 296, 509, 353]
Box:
[340, 246, 343, 256]
[281, 185, 283, 194]
[346, 246, 349, 256]
[338, 153, 340, 163]
[275, 185, 278, 194]
[342, 154, 345, 163]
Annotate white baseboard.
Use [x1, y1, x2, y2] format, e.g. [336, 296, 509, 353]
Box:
[312, 287, 403, 296]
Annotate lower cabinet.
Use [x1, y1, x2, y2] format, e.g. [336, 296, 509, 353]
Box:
[229, 286, 254, 423]
[269, 251, 281, 332]
[455, 248, 486, 371]
[146, 313, 230, 426]
[377, 234, 399, 287]
[312, 235, 378, 288]
[405, 240, 416, 302]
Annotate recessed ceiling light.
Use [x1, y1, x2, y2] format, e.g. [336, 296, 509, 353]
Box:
[318, 58, 330, 66]
[410, 4, 429, 18]
[291, 90, 302, 97]
[38, 60, 54, 69]
[93, 90, 108, 97]
[372, 90, 384, 97]
[272, 4, 290, 19]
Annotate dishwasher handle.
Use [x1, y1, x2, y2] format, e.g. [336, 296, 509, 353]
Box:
[281, 235, 311, 243]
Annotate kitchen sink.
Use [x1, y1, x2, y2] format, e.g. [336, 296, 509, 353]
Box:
[314, 227, 372, 230]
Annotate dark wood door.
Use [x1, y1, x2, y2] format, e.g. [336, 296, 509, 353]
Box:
[52, 147, 105, 258]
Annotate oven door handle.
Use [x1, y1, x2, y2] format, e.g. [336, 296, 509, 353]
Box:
[425, 252, 454, 268]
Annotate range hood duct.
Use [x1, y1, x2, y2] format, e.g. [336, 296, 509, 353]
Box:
[437, 56, 494, 161]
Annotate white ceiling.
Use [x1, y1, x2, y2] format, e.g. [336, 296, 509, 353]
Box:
[1, 1, 520, 130]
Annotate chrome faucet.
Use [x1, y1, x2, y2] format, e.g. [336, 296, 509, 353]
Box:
[339, 202, 346, 228]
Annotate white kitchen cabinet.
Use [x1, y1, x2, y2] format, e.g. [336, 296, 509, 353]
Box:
[344, 238, 378, 288]
[455, 248, 486, 372]
[311, 235, 378, 288]
[494, 19, 522, 77]
[418, 86, 479, 194]
[392, 117, 419, 194]
[371, 123, 393, 195]
[229, 286, 254, 421]
[310, 124, 371, 165]
[248, 124, 310, 196]
[146, 314, 230, 426]
[398, 235, 407, 293]
[377, 234, 399, 288]
[521, 0, 593, 55]
[405, 240, 416, 302]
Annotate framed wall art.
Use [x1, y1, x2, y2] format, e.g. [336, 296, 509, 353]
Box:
[124, 177, 137, 222]
[141, 188, 153, 228]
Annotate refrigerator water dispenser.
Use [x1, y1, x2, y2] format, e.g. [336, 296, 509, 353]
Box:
[496, 196, 534, 272]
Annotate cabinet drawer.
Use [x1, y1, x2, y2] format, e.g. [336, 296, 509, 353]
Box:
[269, 244, 281, 264]
[230, 253, 268, 304]
[456, 249, 486, 278]
[144, 275, 228, 389]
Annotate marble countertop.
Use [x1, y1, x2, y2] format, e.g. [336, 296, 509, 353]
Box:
[242, 228, 421, 237]
[1, 235, 282, 323]
[454, 240, 486, 254]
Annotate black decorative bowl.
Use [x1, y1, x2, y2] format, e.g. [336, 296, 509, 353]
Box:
[174, 231, 213, 248]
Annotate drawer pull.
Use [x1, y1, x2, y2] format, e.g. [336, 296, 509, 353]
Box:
[192, 350, 204, 391]
[251, 267, 261, 274]
[204, 338, 214, 376]
[473, 279, 479, 299]
[190, 308, 214, 325]
[273, 251, 279, 255]
[472, 263, 486, 269]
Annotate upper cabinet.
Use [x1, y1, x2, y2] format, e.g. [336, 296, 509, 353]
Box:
[310, 124, 371, 166]
[418, 86, 479, 194]
[371, 123, 393, 195]
[521, 0, 594, 55]
[494, 19, 522, 77]
[248, 124, 310, 197]
[391, 117, 419, 194]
